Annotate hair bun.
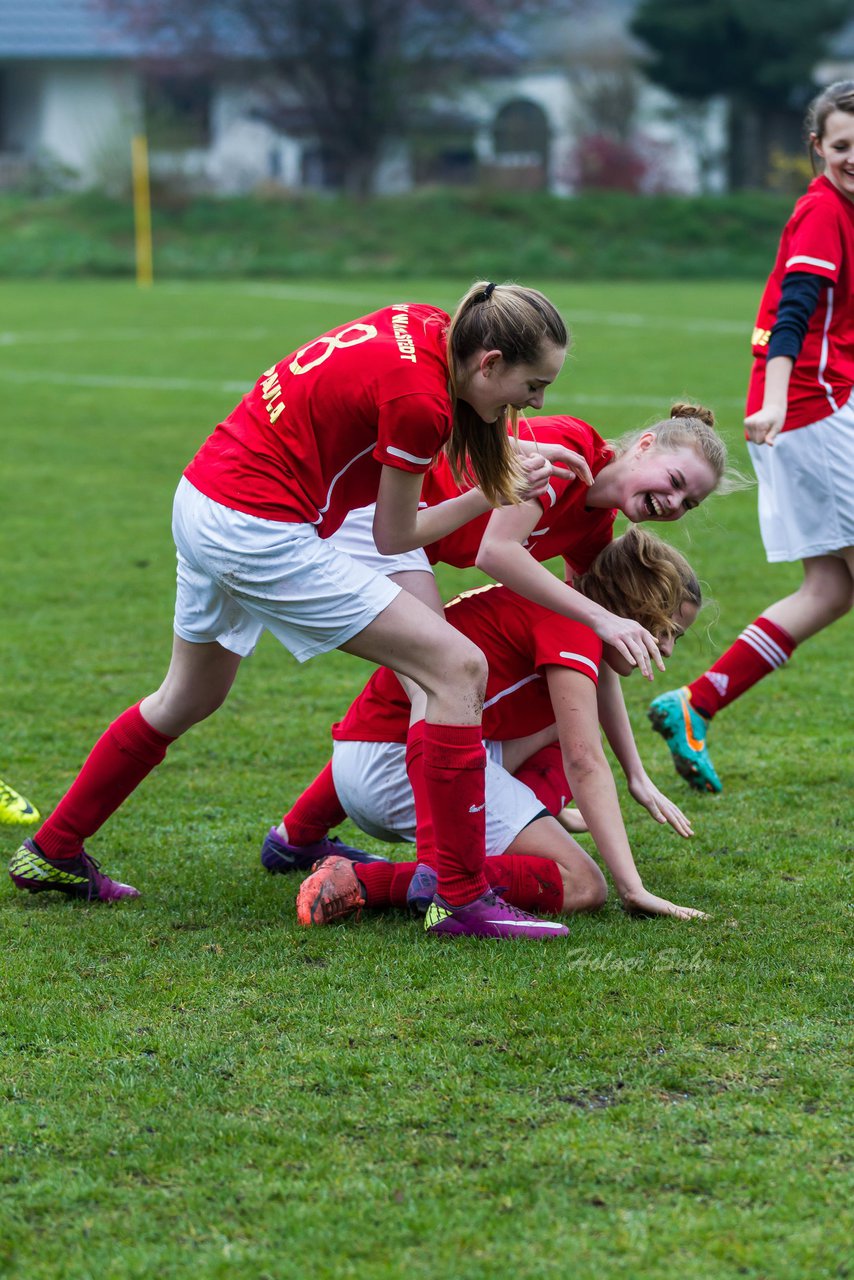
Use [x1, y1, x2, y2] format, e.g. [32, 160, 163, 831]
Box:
[670, 401, 715, 428]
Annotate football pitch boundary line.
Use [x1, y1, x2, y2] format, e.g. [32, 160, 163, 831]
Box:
[0, 364, 747, 408]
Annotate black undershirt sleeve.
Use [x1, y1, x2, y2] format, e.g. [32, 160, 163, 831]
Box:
[767, 271, 824, 361]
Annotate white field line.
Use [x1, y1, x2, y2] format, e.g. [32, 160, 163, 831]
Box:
[0, 295, 750, 344]
[0, 364, 747, 408]
[0, 326, 272, 347]
[0, 367, 247, 393]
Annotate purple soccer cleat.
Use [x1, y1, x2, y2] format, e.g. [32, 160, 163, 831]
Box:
[424, 889, 568, 939]
[9, 838, 140, 902]
[406, 862, 438, 916]
[260, 826, 391, 875]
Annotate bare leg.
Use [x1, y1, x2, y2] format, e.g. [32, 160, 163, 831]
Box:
[141, 636, 243, 737]
[763, 552, 853, 643]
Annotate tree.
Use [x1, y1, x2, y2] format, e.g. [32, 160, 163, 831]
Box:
[109, 0, 561, 195]
[629, 0, 852, 188]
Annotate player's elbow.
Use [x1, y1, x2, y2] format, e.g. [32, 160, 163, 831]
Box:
[474, 540, 501, 577]
[560, 737, 605, 785]
[373, 521, 412, 556]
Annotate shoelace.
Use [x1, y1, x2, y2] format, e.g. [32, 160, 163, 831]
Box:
[77, 850, 103, 902]
[482, 889, 538, 922]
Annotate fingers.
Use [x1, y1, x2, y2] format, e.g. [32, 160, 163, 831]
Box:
[672, 905, 709, 920]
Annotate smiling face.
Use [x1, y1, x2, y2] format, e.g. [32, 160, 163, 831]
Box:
[813, 109, 854, 204]
[460, 342, 566, 422]
[604, 598, 700, 677]
[618, 437, 718, 524]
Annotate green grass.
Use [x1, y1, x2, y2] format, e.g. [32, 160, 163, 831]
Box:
[0, 190, 794, 280]
[0, 279, 851, 1280]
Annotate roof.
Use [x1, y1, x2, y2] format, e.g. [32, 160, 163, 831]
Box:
[0, 0, 152, 58]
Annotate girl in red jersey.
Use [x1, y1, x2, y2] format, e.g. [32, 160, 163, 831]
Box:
[261, 402, 730, 872]
[10, 282, 591, 940]
[286, 529, 708, 927]
[650, 82, 854, 794]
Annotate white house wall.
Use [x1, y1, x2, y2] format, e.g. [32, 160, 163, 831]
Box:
[38, 61, 139, 184]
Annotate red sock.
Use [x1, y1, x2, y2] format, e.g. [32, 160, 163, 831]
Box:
[283, 760, 345, 845]
[355, 860, 415, 909]
[423, 722, 488, 906]
[513, 742, 572, 814]
[485, 854, 564, 915]
[35, 703, 175, 859]
[405, 721, 438, 870]
[688, 615, 796, 719]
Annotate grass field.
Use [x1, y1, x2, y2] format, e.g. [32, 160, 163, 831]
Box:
[0, 279, 851, 1280]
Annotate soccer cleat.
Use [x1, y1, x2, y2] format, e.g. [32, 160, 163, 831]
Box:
[295, 855, 366, 927]
[406, 862, 438, 916]
[0, 778, 40, 826]
[424, 889, 569, 939]
[648, 687, 722, 794]
[260, 827, 390, 875]
[9, 838, 140, 902]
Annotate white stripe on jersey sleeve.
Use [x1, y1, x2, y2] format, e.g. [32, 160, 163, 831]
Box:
[559, 651, 600, 676]
[386, 444, 434, 466]
[785, 254, 836, 271]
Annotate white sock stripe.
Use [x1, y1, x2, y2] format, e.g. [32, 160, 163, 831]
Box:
[740, 624, 789, 669]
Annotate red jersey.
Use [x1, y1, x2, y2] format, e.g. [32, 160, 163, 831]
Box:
[332, 583, 602, 745]
[422, 415, 617, 574]
[184, 304, 451, 536]
[746, 176, 854, 431]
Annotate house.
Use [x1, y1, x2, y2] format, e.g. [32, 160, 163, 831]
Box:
[0, 0, 727, 196]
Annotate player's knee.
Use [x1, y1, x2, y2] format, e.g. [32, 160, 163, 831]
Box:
[445, 638, 488, 699]
[565, 861, 608, 913]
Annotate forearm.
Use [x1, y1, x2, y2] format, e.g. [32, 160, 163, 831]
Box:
[597, 666, 644, 781]
[762, 356, 794, 413]
[477, 540, 607, 629]
[375, 483, 491, 554]
[563, 750, 643, 899]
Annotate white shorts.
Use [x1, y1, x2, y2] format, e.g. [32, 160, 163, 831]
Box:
[328, 502, 432, 577]
[748, 398, 854, 562]
[331, 738, 545, 854]
[172, 477, 400, 661]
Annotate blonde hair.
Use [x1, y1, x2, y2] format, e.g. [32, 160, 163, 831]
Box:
[611, 401, 745, 496]
[575, 526, 701, 642]
[446, 281, 568, 506]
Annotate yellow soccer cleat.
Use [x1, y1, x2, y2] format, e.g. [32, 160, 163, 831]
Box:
[0, 776, 40, 825]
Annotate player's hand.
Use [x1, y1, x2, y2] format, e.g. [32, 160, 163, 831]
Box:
[514, 438, 593, 486]
[627, 773, 694, 838]
[515, 452, 554, 501]
[621, 886, 707, 920]
[594, 612, 665, 681]
[745, 405, 786, 446]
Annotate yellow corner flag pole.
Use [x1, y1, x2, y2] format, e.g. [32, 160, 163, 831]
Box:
[131, 133, 153, 288]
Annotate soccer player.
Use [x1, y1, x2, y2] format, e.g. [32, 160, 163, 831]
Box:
[272, 529, 708, 927]
[11, 282, 593, 940]
[650, 82, 854, 793]
[0, 776, 39, 825]
[261, 402, 732, 874]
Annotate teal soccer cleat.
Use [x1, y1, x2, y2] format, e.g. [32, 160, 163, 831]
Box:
[648, 687, 722, 794]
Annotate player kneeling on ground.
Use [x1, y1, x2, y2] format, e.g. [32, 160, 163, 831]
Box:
[272, 528, 709, 929]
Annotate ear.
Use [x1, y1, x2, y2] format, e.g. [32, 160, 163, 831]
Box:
[810, 132, 824, 161]
[633, 431, 658, 456]
[479, 349, 503, 377]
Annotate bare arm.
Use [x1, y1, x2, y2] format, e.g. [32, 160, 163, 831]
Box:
[547, 665, 705, 919]
[373, 466, 492, 554]
[476, 502, 664, 681]
[745, 355, 793, 446]
[596, 662, 693, 838]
